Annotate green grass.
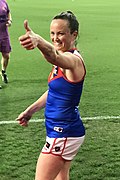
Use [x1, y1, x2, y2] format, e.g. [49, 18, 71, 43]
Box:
[0, 0, 120, 179]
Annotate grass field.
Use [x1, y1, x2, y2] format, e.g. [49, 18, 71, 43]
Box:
[0, 0, 120, 179]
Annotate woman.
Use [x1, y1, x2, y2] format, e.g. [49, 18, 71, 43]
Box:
[0, 0, 12, 84]
[17, 11, 86, 180]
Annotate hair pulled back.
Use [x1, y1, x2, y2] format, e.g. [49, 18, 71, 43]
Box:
[53, 11, 79, 34]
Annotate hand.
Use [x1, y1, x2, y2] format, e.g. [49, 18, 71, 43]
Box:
[6, 19, 12, 27]
[19, 20, 39, 50]
[16, 111, 32, 127]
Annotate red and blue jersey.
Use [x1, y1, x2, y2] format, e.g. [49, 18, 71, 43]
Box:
[45, 49, 86, 138]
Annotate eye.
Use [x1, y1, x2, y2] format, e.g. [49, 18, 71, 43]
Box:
[50, 32, 54, 35]
[59, 32, 64, 36]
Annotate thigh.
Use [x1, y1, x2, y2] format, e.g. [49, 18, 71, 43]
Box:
[35, 153, 66, 180]
[55, 161, 71, 180]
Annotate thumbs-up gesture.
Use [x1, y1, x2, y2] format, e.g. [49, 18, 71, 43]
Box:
[19, 20, 39, 50]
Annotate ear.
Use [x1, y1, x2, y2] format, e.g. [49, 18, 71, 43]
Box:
[73, 31, 78, 39]
[71, 31, 78, 43]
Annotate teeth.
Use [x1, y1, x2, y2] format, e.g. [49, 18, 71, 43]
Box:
[55, 43, 61, 46]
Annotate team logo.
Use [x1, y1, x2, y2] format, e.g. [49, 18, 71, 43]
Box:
[46, 142, 50, 149]
[55, 146, 60, 152]
[54, 127, 63, 132]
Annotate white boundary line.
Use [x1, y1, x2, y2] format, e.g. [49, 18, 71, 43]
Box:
[0, 115, 120, 125]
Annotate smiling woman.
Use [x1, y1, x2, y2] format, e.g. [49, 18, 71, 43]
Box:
[17, 10, 86, 180]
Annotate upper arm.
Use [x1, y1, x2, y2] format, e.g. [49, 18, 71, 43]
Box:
[50, 51, 86, 82]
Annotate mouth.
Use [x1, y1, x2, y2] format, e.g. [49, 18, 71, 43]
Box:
[53, 42, 63, 49]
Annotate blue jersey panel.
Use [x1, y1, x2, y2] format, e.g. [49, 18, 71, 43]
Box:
[45, 50, 86, 138]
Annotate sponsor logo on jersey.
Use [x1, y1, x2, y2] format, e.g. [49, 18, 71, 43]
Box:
[54, 127, 63, 132]
[55, 146, 60, 152]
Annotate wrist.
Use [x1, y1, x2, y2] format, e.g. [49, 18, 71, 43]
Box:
[9, 19, 12, 23]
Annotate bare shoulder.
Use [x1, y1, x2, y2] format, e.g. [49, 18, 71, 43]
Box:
[64, 50, 85, 69]
[63, 51, 86, 82]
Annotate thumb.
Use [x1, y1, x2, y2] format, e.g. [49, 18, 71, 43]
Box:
[24, 20, 31, 32]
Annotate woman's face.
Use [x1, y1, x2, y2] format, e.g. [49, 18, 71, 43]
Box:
[50, 19, 76, 52]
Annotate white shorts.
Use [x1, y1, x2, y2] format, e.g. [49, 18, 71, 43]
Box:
[42, 136, 85, 161]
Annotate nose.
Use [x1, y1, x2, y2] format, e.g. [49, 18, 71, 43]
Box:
[53, 34, 59, 41]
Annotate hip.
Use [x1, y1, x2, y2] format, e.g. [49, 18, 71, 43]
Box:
[45, 118, 85, 138]
[42, 135, 85, 160]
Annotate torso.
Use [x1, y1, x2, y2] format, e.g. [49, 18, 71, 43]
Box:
[45, 49, 86, 138]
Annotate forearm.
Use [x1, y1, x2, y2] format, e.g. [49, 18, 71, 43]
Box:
[24, 90, 48, 116]
[37, 35, 57, 63]
[36, 36, 78, 69]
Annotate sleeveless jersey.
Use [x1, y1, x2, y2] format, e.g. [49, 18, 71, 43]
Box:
[45, 49, 86, 138]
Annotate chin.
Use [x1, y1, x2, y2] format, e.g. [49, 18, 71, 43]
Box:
[55, 46, 64, 52]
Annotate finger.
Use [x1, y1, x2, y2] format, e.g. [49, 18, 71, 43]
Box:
[16, 118, 20, 121]
[24, 20, 31, 32]
[19, 34, 29, 43]
[23, 44, 35, 50]
[17, 119, 28, 126]
[16, 117, 22, 121]
[17, 118, 24, 123]
[19, 41, 34, 50]
[19, 37, 32, 45]
[16, 116, 25, 122]
[20, 121, 28, 127]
